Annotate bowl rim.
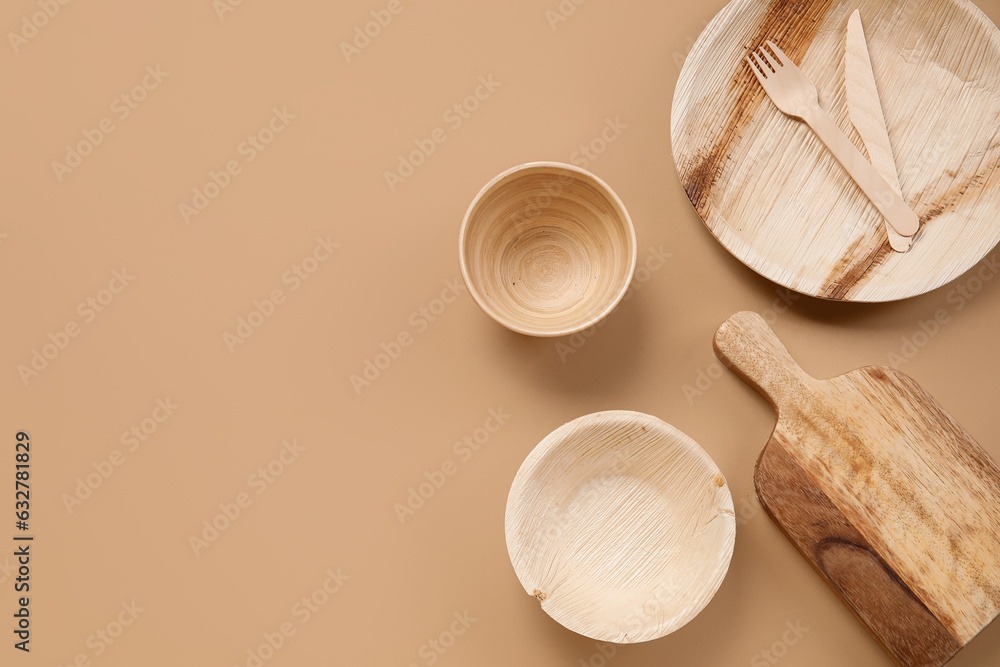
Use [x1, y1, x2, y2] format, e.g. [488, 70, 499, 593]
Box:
[458, 161, 638, 337]
[504, 410, 736, 643]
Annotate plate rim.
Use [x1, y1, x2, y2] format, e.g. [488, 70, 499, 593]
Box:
[669, 0, 1000, 303]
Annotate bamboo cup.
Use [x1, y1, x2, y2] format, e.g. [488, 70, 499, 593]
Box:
[460, 162, 637, 337]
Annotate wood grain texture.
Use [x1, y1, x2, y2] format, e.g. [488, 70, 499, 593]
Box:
[757, 441, 962, 666]
[504, 411, 735, 643]
[672, 0, 1000, 302]
[459, 162, 636, 337]
[714, 312, 1000, 666]
[846, 9, 912, 252]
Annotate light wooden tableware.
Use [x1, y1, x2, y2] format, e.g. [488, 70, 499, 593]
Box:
[746, 39, 920, 240]
[714, 312, 1000, 667]
[845, 9, 913, 253]
[459, 162, 637, 337]
[505, 411, 736, 643]
[672, 0, 1000, 302]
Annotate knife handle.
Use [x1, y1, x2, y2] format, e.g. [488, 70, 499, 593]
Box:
[714, 312, 812, 413]
[803, 107, 919, 238]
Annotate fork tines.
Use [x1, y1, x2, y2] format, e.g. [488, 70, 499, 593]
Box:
[747, 40, 787, 80]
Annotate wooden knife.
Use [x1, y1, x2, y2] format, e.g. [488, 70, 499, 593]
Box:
[846, 10, 914, 253]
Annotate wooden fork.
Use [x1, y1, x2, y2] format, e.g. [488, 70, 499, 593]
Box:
[747, 40, 919, 240]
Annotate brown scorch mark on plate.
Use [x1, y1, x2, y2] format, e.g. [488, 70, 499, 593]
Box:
[914, 151, 1000, 227]
[820, 236, 892, 300]
[820, 149, 1000, 299]
[681, 0, 838, 213]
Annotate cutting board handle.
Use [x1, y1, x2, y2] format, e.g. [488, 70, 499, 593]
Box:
[713, 312, 812, 410]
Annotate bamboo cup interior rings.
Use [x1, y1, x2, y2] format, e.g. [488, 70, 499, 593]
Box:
[505, 411, 736, 643]
[460, 162, 637, 337]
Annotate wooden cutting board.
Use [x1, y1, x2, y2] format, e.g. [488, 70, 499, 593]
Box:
[713, 312, 1000, 666]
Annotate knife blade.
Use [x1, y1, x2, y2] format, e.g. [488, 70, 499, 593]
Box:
[845, 9, 913, 252]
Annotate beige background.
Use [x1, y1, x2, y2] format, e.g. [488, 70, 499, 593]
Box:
[2, 0, 999, 665]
